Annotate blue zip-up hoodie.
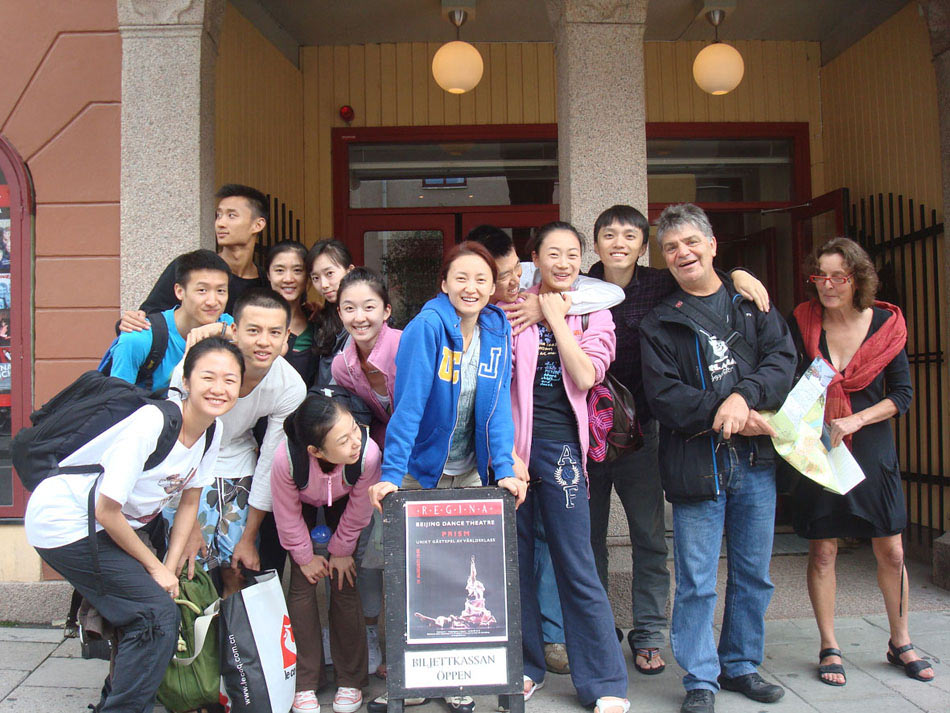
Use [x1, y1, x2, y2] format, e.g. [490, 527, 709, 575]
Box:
[381, 293, 516, 488]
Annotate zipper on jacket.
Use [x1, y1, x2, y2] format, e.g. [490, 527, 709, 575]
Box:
[483, 338, 508, 475]
[694, 334, 720, 496]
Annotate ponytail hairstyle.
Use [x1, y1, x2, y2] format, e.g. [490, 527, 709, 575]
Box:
[284, 392, 349, 486]
[306, 239, 353, 356]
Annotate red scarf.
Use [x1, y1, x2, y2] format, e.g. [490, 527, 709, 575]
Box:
[792, 299, 906, 449]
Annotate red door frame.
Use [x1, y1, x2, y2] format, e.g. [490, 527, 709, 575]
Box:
[346, 213, 457, 267]
[789, 188, 849, 303]
[0, 134, 34, 519]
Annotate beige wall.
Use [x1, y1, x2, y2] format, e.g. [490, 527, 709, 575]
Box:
[215, 3, 306, 234]
[822, 2, 942, 220]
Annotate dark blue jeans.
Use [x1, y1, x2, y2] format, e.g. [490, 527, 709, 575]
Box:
[670, 443, 776, 692]
[518, 438, 627, 706]
[37, 531, 180, 713]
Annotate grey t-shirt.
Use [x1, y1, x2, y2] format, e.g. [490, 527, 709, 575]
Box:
[443, 326, 480, 475]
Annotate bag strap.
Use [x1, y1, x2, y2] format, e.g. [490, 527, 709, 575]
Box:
[343, 424, 370, 487]
[135, 311, 170, 389]
[171, 599, 220, 667]
[663, 293, 757, 368]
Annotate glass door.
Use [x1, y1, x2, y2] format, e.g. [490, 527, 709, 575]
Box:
[347, 214, 456, 328]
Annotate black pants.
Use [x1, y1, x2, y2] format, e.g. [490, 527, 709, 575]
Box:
[37, 531, 180, 713]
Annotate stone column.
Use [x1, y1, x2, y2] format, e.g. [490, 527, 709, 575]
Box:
[921, 0, 950, 589]
[545, 0, 649, 263]
[117, 0, 225, 310]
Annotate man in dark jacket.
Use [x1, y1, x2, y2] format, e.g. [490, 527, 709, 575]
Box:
[640, 203, 796, 713]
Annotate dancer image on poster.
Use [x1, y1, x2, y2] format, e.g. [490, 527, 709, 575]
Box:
[414, 556, 497, 630]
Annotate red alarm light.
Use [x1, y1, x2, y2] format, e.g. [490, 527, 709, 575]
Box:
[339, 105, 355, 122]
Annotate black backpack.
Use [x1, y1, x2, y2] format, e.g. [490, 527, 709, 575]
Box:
[98, 311, 170, 394]
[13, 371, 215, 590]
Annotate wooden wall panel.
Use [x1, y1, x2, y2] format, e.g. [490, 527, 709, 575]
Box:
[301, 42, 558, 236]
[643, 40, 824, 194]
[215, 4, 305, 233]
[822, 3, 941, 219]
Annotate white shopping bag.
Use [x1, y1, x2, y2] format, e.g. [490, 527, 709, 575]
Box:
[218, 570, 296, 713]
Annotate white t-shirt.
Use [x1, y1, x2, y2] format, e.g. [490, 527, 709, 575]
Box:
[25, 401, 221, 549]
[170, 355, 306, 512]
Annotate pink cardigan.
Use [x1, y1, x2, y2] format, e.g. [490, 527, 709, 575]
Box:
[509, 287, 616, 475]
[270, 435, 382, 565]
[331, 323, 401, 447]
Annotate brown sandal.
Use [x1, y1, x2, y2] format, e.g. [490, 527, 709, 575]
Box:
[634, 647, 666, 675]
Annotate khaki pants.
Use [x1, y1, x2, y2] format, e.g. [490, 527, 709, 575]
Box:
[288, 559, 368, 690]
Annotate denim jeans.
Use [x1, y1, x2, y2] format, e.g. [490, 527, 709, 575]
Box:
[518, 438, 627, 706]
[670, 443, 776, 692]
[534, 502, 565, 644]
[588, 420, 669, 648]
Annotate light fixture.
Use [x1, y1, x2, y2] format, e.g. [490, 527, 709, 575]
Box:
[692, 9, 744, 95]
[432, 10, 484, 94]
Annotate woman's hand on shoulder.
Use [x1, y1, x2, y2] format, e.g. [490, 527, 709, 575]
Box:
[732, 269, 771, 313]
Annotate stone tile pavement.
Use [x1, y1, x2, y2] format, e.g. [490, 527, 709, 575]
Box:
[1, 610, 946, 713]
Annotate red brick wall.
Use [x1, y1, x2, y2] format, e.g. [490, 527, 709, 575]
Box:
[0, 0, 121, 406]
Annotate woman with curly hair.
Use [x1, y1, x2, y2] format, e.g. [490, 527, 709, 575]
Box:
[789, 237, 933, 686]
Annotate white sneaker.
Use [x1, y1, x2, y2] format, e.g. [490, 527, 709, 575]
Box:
[293, 690, 321, 713]
[366, 625, 382, 675]
[323, 625, 333, 666]
[333, 686, 363, 713]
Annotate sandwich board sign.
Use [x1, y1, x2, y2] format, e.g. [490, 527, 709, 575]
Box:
[382, 487, 524, 712]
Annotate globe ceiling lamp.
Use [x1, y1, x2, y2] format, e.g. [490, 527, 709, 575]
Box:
[432, 9, 484, 94]
[692, 9, 744, 96]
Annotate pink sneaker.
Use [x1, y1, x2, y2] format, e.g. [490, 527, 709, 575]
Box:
[293, 690, 321, 713]
[333, 686, 363, 713]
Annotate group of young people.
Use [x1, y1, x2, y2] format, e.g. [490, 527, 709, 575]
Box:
[23, 183, 933, 713]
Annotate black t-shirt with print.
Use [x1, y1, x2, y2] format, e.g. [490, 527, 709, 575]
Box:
[532, 324, 578, 442]
[693, 286, 740, 396]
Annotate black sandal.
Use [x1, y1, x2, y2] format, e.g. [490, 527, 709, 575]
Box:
[817, 647, 847, 686]
[634, 647, 666, 675]
[887, 640, 935, 682]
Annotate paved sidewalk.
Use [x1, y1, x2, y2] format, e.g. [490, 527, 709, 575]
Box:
[0, 610, 946, 713]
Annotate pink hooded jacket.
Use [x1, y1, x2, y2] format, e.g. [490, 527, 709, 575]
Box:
[330, 322, 401, 447]
[509, 286, 616, 475]
[270, 435, 382, 566]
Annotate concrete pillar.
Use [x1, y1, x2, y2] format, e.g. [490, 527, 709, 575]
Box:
[921, 0, 950, 588]
[545, 0, 649, 261]
[117, 0, 225, 310]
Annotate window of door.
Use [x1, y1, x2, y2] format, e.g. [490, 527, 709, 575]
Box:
[0, 136, 33, 519]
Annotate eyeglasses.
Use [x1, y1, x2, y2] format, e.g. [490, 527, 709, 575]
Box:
[808, 274, 853, 286]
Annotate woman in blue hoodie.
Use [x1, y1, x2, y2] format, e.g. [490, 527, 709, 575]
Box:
[368, 241, 527, 713]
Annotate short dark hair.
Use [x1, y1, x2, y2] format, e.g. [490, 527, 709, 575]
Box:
[182, 335, 244, 382]
[174, 249, 231, 287]
[466, 224, 514, 259]
[531, 221, 584, 255]
[337, 267, 390, 307]
[215, 184, 269, 223]
[232, 287, 291, 327]
[593, 205, 650, 245]
[804, 237, 879, 310]
[440, 241, 498, 285]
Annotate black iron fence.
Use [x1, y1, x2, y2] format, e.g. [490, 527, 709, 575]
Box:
[848, 193, 947, 544]
[255, 194, 302, 265]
